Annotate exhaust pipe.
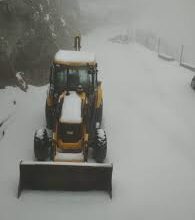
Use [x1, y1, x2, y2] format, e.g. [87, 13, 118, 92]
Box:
[74, 35, 81, 51]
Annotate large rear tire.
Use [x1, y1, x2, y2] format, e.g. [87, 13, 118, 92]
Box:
[34, 128, 51, 161]
[93, 129, 107, 163]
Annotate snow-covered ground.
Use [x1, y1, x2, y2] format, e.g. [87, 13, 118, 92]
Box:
[0, 27, 195, 220]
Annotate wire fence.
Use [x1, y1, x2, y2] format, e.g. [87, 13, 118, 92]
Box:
[130, 29, 195, 72]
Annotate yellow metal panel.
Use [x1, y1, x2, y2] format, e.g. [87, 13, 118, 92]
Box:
[84, 133, 89, 143]
[57, 139, 82, 150]
[47, 95, 53, 107]
[96, 83, 103, 108]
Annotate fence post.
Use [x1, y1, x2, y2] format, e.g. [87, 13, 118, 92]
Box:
[157, 38, 161, 55]
[180, 45, 184, 65]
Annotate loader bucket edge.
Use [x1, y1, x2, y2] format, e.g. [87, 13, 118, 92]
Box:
[18, 161, 113, 198]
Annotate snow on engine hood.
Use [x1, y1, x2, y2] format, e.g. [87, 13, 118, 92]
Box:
[60, 91, 82, 124]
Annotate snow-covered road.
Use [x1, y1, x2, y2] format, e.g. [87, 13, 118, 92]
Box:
[0, 27, 195, 220]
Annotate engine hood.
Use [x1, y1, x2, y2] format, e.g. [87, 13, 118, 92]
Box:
[60, 91, 82, 124]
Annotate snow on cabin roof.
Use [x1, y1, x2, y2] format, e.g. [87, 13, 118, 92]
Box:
[60, 91, 82, 124]
[54, 50, 96, 66]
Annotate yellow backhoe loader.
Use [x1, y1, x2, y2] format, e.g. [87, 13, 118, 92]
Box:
[18, 36, 113, 198]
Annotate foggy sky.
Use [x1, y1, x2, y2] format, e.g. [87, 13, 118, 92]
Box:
[79, 0, 195, 47]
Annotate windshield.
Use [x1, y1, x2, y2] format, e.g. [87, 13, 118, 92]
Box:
[54, 67, 92, 92]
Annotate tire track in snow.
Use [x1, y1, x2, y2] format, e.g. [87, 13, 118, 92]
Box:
[0, 112, 16, 141]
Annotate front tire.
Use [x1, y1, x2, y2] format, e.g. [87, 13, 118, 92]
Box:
[93, 129, 107, 163]
[34, 128, 51, 161]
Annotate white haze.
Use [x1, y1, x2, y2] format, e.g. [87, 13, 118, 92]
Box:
[79, 0, 195, 64]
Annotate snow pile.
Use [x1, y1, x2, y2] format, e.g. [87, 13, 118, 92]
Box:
[96, 128, 106, 145]
[39, 4, 43, 12]
[109, 34, 130, 44]
[180, 62, 195, 72]
[60, 17, 66, 27]
[35, 128, 46, 139]
[44, 14, 50, 22]
[158, 53, 174, 61]
[60, 91, 82, 124]
[16, 72, 28, 92]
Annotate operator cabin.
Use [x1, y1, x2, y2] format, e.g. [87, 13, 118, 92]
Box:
[49, 49, 98, 140]
[51, 50, 97, 95]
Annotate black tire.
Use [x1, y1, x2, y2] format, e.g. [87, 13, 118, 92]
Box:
[83, 144, 88, 162]
[45, 101, 53, 129]
[96, 102, 103, 126]
[34, 128, 51, 161]
[93, 129, 107, 163]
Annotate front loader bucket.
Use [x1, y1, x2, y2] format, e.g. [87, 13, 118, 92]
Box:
[18, 161, 113, 198]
